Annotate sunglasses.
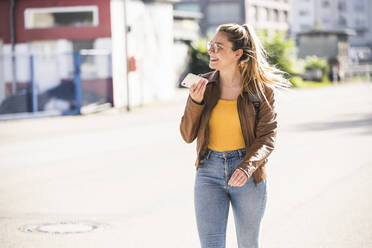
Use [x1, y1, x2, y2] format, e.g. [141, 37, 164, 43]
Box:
[207, 41, 225, 53]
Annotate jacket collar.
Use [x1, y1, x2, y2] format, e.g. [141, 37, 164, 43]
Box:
[207, 70, 219, 83]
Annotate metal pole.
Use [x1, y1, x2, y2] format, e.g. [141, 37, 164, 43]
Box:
[9, 0, 16, 95]
[30, 55, 38, 112]
[73, 51, 82, 114]
[123, 0, 130, 112]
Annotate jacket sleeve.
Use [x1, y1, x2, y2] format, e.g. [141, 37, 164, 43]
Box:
[236, 86, 278, 178]
[179, 94, 205, 143]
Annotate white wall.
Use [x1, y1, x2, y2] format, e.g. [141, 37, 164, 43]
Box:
[110, 0, 128, 108]
[173, 41, 190, 84]
[3, 43, 30, 85]
[124, 0, 175, 107]
[94, 38, 112, 79]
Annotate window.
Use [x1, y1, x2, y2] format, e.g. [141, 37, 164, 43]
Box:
[254, 6, 258, 22]
[207, 3, 241, 23]
[24, 6, 98, 29]
[356, 30, 365, 38]
[354, 17, 366, 28]
[273, 9, 279, 22]
[174, 3, 200, 12]
[322, 17, 330, 23]
[283, 10, 288, 22]
[338, 1, 346, 11]
[300, 24, 311, 30]
[338, 15, 347, 26]
[321, 0, 330, 8]
[299, 10, 308, 16]
[354, 0, 364, 11]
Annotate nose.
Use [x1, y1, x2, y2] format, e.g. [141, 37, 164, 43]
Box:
[208, 47, 215, 56]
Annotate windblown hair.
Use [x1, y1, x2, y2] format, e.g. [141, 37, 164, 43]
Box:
[216, 23, 293, 106]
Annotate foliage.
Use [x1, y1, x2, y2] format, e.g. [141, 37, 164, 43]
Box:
[187, 37, 211, 75]
[258, 29, 296, 75]
[290, 75, 332, 88]
[289, 76, 304, 88]
[304, 56, 329, 73]
[302, 55, 330, 82]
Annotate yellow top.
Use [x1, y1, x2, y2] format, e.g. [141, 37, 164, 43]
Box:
[207, 99, 246, 152]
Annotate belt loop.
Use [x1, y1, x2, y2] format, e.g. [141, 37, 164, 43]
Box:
[238, 149, 243, 159]
[206, 150, 211, 160]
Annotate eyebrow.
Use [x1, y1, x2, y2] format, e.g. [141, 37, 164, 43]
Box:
[212, 41, 224, 46]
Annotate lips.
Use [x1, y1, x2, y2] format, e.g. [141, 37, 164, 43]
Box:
[210, 57, 219, 62]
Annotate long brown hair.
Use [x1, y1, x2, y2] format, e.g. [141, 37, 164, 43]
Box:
[216, 23, 293, 106]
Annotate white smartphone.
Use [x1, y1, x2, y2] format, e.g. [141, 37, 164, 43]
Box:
[181, 73, 208, 88]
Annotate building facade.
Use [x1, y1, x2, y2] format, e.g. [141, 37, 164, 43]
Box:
[174, 0, 291, 36]
[245, 0, 290, 33]
[0, 0, 114, 114]
[0, 0, 177, 118]
[297, 30, 353, 80]
[291, 0, 372, 49]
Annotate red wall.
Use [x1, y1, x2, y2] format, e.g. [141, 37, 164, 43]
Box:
[0, 0, 111, 44]
[0, 0, 11, 44]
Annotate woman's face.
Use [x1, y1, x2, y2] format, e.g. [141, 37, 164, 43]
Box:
[208, 31, 242, 71]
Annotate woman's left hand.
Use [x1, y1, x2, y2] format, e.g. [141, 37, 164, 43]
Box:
[228, 169, 248, 187]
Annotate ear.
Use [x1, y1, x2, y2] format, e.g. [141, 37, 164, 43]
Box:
[234, 48, 243, 62]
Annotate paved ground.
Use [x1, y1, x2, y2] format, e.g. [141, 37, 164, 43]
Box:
[0, 81, 371, 248]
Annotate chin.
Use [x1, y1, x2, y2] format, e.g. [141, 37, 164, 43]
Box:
[209, 63, 218, 70]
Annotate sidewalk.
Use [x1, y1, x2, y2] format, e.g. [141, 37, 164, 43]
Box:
[0, 82, 371, 248]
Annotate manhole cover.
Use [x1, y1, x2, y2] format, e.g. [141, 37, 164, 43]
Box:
[19, 221, 109, 234]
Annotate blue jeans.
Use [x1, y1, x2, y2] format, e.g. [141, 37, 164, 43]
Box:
[194, 148, 267, 248]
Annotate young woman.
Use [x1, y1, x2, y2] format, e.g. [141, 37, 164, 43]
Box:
[179, 23, 292, 248]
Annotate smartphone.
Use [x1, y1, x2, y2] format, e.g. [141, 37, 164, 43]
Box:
[181, 73, 208, 88]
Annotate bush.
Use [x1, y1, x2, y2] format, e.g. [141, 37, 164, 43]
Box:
[289, 76, 304, 88]
[304, 56, 329, 72]
[187, 37, 211, 75]
[303, 56, 330, 82]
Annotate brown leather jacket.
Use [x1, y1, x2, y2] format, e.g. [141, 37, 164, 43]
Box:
[179, 70, 278, 185]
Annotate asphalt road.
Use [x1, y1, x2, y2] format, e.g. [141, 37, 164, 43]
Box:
[0, 81, 371, 248]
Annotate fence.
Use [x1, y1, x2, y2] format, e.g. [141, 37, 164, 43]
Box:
[344, 63, 372, 81]
[0, 49, 112, 121]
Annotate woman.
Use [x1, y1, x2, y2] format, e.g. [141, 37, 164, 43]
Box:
[179, 23, 292, 248]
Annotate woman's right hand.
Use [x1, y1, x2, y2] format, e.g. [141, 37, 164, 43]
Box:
[190, 79, 207, 104]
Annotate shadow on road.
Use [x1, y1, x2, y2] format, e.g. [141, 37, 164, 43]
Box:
[293, 113, 372, 135]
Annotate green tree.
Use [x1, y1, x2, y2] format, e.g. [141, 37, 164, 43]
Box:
[258, 29, 296, 76]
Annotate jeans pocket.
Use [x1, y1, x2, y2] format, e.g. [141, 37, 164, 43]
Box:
[197, 158, 206, 169]
[198, 154, 212, 169]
